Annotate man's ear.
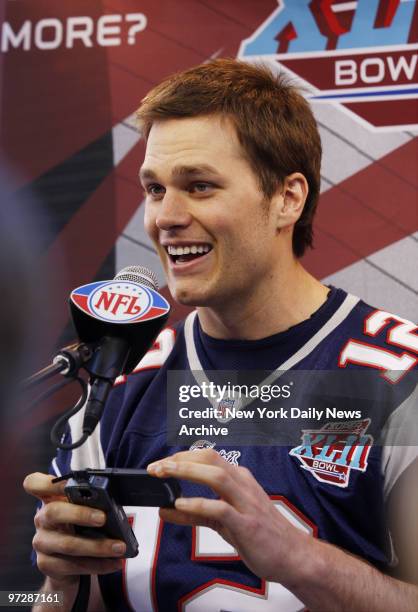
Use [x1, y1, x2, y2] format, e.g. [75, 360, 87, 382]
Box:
[274, 173, 309, 229]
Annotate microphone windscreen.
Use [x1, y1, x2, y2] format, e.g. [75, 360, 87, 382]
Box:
[115, 266, 159, 291]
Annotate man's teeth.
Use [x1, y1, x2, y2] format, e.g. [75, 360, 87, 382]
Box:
[167, 245, 211, 256]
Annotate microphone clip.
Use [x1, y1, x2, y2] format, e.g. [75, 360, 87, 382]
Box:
[22, 342, 94, 390]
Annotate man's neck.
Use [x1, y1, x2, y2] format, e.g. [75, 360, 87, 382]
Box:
[196, 263, 330, 340]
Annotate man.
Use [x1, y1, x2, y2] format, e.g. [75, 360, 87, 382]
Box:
[24, 59, 418, 611]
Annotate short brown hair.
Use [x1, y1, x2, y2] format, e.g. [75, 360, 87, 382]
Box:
[136, 58, 322, 257]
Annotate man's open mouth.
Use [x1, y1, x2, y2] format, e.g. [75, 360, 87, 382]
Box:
[166, 244, 212, 264]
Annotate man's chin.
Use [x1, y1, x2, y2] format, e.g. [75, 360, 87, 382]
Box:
[172, 289, 204, 307]
[168, 282, 210, 308]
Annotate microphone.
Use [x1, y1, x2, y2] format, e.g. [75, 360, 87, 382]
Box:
[69, 266, 170, 437]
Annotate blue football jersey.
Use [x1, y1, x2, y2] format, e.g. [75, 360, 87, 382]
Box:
[52, 287, 418, 612]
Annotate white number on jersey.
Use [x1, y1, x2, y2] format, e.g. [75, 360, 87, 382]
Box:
[339, 311, 418, 383]
[123, 496, 316, 611]
[114, 328, 176, 386]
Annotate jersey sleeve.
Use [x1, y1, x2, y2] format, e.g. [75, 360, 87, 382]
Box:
[339, 304, 418, 500]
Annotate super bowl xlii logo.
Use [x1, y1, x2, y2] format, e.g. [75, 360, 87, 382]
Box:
[239, 0, 417, 130]
[289, 418, 373, 488]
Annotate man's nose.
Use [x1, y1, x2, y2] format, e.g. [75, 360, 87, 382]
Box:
[155, 190, 192, 231]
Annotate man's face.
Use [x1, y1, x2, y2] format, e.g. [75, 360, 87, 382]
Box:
[141, 114, 280, 310]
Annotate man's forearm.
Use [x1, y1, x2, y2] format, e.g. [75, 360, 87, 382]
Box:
[33, 577, 79, 612]
[283, 534, 418, 612]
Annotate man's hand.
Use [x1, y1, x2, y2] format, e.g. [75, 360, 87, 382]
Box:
[147, 449, 311, 583]
[148, 450, 418, 612]
[23, 472, 126, 585]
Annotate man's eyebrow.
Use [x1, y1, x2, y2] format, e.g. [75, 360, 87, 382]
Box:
[139, 167, 157, 183]
[172, 164, 221, 178]
[139, 164, 222, 183]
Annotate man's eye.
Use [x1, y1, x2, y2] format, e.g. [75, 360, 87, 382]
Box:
[190, 182, 213, 194]
[147, 184, 165, 197]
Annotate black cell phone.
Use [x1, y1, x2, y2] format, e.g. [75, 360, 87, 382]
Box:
[85, 468, 182, 507]
[62, 468, 181, 558]
[65, 474, 139, 558]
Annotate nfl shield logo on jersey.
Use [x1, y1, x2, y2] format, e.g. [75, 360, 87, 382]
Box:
[289, 419, 373, 488]
[216, 398, 235, 423]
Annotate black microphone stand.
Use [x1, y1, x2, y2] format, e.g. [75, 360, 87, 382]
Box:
[22, 343, 95, 449]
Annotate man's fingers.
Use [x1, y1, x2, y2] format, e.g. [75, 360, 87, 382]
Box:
[174, 497, 235, 523]
[158, 507, 203, 526]
[36, 552, 124, 579]
[33, 529, 126, 559]
[160, 497, 238, 543]
[161, 497, 235, 522]
[23, 472, 67, 502]
[34, 500, 106, 530]
[25, 471, 129, 585]
[149, 460, 243, 506]
[156, 449, 226, 468]
[147, 451, 256, 511]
